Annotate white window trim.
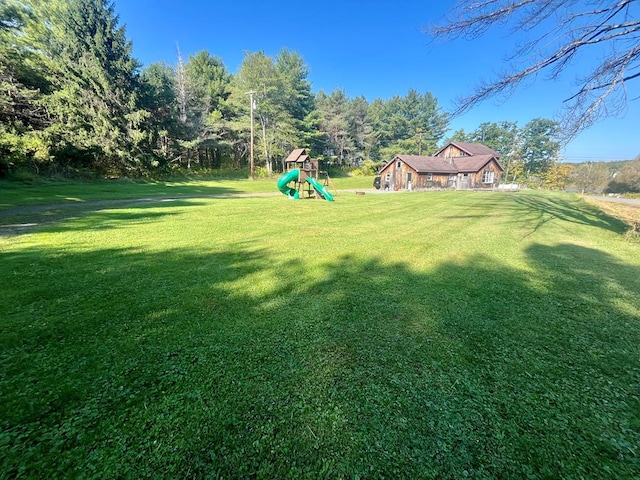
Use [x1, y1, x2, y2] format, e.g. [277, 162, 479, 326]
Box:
[482, 169, 495, 184]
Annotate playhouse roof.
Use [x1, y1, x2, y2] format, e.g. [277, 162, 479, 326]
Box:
[285, 148, 308, 162]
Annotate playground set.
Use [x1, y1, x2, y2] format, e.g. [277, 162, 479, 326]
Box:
[276, 149, 335, 201]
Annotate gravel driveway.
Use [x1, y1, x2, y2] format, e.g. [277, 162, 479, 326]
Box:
[588, 195, 640, 207]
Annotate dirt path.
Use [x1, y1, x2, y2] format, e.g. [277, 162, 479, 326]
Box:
[0, 192, 281, 236]
[587, 195, 640, 207]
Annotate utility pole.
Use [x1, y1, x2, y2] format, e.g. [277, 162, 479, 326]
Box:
[245, 91, 256, 179]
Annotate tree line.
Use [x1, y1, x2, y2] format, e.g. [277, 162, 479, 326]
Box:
[1, 0, 578, 182]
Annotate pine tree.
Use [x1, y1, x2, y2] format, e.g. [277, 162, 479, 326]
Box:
[0, 1, 51, 175]
[35, 0, 143, 172]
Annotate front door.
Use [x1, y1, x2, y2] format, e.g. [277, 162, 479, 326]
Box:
[460, 173, 470, 189]
[407, 172, 412, 191]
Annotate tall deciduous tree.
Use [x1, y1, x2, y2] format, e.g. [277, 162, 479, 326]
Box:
[348, 95, 373, 162]
[428, 0, 640, 140]
[520, 118, 561, 174]
[569, 161, 612, 194]
[274, 49, 314, 124]
[468, 121, 521, 182]
[542, 162, 573, 190]
[228, 51, 282, 175]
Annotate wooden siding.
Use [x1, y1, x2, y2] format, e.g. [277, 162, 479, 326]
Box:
[379, 157, 502, 190]
[379, 158, 413, 190]
[378, 159, 454, 190]
[437, 144, 468, 159]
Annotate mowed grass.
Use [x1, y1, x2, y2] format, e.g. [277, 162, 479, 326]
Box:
[0, 175, 373, 210]
[1, 189, 639, 478]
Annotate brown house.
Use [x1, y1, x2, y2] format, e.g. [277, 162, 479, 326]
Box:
[377, 142, 504, 190]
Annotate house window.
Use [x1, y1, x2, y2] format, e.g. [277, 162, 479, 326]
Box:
[396, 161, 402, 169]
[407, 172, 412, 182]
[426, 173, 433, 181]
[482, 169, 495, 184]
[385, 173, 391, 182]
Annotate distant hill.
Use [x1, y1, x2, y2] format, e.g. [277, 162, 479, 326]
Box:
[566, 158, 640, 194]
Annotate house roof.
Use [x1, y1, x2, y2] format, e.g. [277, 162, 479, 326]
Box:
[396, 155, 458, 174]
[454, 154, 504, 172]
[380, 153, 503, 175]
[434, 142, 500, 158]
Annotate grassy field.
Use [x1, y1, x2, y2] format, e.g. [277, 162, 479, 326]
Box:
[0, 175, 374, 210]
[1, 182, 639, 478]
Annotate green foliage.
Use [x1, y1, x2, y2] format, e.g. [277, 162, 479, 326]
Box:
[1, 188, 639, 477]
[349, 160, 378, 176]
[0, 3, 582, 181]
[315, 89, 355, 164]
[226, 49, 315, 175]
[369, 89, 448, 160]
[449, 120, 562, 184]
[521, 118, 561, 174]
[16, 0, 144, 173]
[0, 124, 49, 167]
[139, 62, 179, 156]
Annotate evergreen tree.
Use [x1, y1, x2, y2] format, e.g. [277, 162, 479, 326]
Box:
[369, 90, 448, 159]
[315, 89, 354, 165]
[33, 0, 144, 172]
[139, 62, 179, 158]
[0, 1, 51, 175]
[347, 96, 373, 163]
[185, 51, 231, 168]
[227, 49, 312, 174]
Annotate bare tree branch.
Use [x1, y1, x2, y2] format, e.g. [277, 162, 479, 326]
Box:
[427, 0, 640, 140]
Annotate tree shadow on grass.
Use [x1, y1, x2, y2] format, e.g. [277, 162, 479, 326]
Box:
[511, 193, 629, 236]
[1, 242, 638, 478]
[432, 192, 629, 239]
[0, 199, 208, 237]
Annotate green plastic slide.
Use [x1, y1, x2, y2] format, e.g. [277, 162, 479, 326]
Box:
[305, 176, 334, 201]
[276, 169, 334, 201]
[276, 169, 300, 199]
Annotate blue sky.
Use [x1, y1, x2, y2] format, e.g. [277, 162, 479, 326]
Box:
[116, 0, 640, 162]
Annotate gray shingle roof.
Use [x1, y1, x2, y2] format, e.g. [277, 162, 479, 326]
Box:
[434, 142, 500, 158]
[396, 155, 458, 173]
[453, 154, 500, 172]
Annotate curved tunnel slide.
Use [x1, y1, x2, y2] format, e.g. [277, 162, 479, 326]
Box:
[277, 169, 334, 201]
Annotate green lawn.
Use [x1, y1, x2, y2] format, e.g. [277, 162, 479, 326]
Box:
[1, 186, 639, 478]
[0, 175, 374, 210]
